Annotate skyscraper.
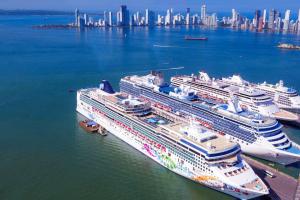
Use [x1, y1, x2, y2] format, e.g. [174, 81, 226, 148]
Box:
[117, 11, 121, 25]
[262, 9, 267, 28]
[268, 9, 275, 30]
[145, 9, 155, 26]
[201, 4, 206, 21]
[192, 15, 199, 25]
[186, 8, 191, 25]
[211, 13, 217, 27]
[108, 12, 113, 26]
[297, 9, 300, 33]
[254, 10, 261, 28]
[231, 9, 238, 27]
[157, 14, 164, 25]
[119, 5, 129, 26]
[165, 9, 173, 25]
[145, 9, 149, 25]
[258, 17, 264, 31]
[283, 9, 291, 31]
[84, 13, 88, 26]
[75, 8, 80, 26]
[103, 11, 109, 26]
[275, 11, 282, 31]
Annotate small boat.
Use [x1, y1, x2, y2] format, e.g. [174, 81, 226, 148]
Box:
[98, 126, 108, 136]
[277, 43, 300, 50]
[185, 36, 208, 41]
[79, 120, 99, 133]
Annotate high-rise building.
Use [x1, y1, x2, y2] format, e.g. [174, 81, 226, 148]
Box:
[211, 13, 217, 27]
[165, 9, 173, 25]
[268, 9, 275, 30]
[231, 9, 238, 27]
[145, 9, 149, 25]
[84, 13, 88, 26]
[283, 9, 291, 31]
[192, 15, 199, 25]
[145, 9, 155, 26]
[297, 9, 300, 34]
[103, 11, 110, 26]
[119, 5, 129, 26]
[108, 12, 113, 26]
[262, 9, 267, 28]
[78, 16, 85, 28]
[201, 4, 206, 20]
[258, 17, 264, 31]
[186, 8, 191, 25]
[75, 8, 80, 26]
[117, 11, 121, 25]
[130, 14, 135, 26]
[157, 14, 164, 25]
[254, 10, 261, 28]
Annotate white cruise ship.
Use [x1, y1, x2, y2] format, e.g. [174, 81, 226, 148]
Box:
[120, 72, 300, 165]
[77, 80, 268, 199]
[171, 72, 299, 122]
[257, 81, 300, 114]
[222, 75, 300, 114]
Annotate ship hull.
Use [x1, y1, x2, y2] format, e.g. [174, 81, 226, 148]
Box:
[76, 103, 265, 199]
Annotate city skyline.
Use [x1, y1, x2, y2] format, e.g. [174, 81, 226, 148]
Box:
[1, 0, 300, 12]
[71, 4, 300, 35]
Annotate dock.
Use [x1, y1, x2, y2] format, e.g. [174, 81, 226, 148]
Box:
[242, 155, 297, 200]
[295, 174, 300, 200]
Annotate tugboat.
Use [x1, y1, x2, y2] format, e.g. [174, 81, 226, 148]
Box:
[79, 120, 99, 133]
[277, 43, 300, 50]
[185, 36, 208, 41]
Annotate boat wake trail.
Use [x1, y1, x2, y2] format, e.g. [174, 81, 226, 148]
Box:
[156, 66, 185, 71]
[153, 44, 178, 48]
[127, 66, 185, 74]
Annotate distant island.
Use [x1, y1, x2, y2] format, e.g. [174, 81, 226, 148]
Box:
[0, 9, 72, 15]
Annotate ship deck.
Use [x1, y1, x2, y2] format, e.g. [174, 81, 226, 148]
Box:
[139, 113, 236, 153]
[83, 88, 238, 154]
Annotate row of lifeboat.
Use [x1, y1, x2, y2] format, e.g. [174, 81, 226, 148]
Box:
[198, 92, 227, 104]
[113, 117, 167, 152]
[153, 102, 172, 112]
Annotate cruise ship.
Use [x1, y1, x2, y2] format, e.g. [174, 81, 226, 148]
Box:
[120, 72, 300, 165]
[171, 72, 299, 122]
[222, 75, 300, 114]
[77, 80, 268, 199]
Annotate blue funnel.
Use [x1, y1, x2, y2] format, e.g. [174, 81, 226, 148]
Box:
[99, 80, 115, 94]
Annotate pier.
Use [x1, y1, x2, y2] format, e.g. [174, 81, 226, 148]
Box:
[242, 155, 297, 200]
[294, 174, 300, 200]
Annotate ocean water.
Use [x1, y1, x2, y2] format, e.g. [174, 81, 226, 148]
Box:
[0, 15, 300, 200]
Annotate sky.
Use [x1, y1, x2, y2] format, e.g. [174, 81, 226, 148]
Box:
[0, 0, 299, 13]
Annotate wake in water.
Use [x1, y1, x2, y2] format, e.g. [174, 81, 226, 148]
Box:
[126, 66, 185, 75]
[156, 66, 185, 71]
[153, 44, 178, 48]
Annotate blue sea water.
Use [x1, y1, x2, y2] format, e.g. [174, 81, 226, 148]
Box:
[0, 15, 300, 200]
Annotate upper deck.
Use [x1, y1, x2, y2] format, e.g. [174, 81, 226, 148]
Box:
[79, 87, 239, 159]
[172, 75, 272, 102]
[139, 113, 236, 154]
[122, 74, 279, 128]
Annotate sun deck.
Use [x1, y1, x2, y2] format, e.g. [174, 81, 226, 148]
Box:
[139, 113, 237, 154]
[214, 104, 276, 126]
